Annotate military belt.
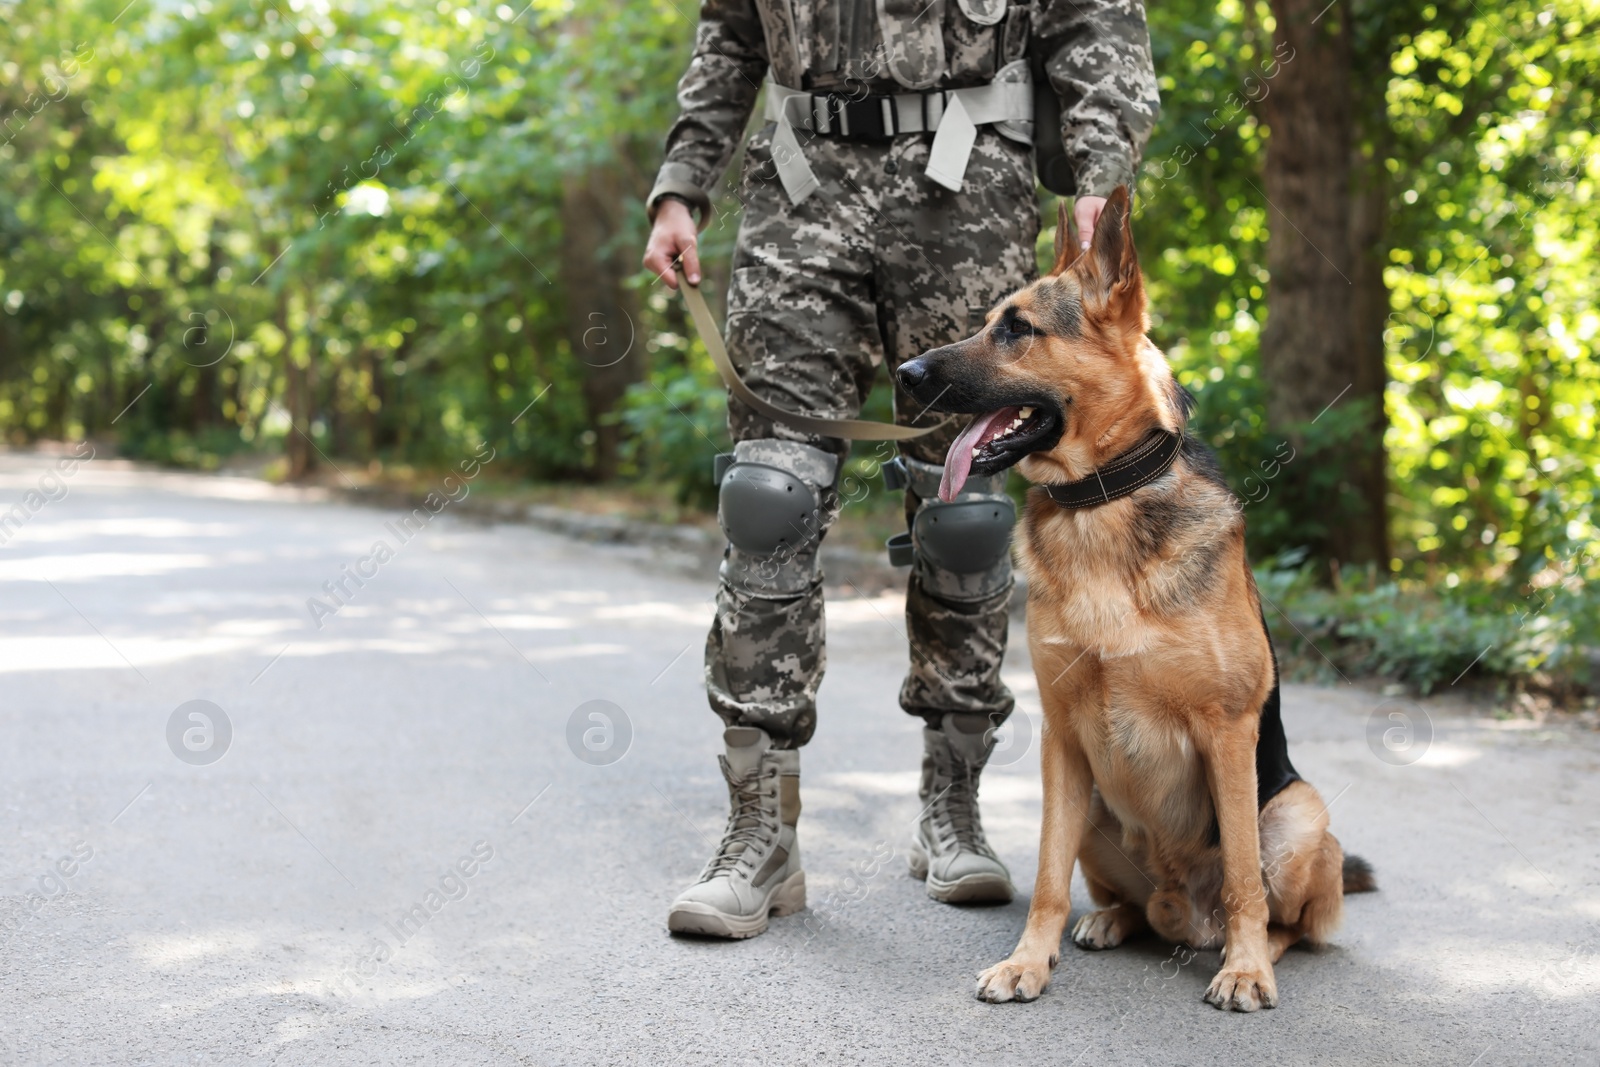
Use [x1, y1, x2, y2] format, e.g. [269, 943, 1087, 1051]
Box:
[763, 75, 1032, 204]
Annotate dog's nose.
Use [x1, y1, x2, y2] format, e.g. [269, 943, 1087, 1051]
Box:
[897, 359, 928, 390]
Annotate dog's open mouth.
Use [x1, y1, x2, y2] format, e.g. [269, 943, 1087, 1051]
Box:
[940, 404, 1059, 500]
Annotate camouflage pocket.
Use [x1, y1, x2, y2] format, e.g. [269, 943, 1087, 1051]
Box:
[740, 124, 777, 187]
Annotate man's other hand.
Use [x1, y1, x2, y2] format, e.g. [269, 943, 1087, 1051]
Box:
[643, 199, 701, 290]
[1074, 196, 1107, 251]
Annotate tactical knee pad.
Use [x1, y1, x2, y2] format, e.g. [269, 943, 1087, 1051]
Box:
[895, 456, 1015, 602]
[717, 439, 838, 598]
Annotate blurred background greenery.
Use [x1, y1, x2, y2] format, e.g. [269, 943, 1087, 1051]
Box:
[0, 0, 1594, 698]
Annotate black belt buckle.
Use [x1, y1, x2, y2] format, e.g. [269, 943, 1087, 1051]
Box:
[826, 92, 893, 142]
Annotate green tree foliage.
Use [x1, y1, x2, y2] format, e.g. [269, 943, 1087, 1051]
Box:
[1, 0, 1595, 632]
[1, 0, 687, 476]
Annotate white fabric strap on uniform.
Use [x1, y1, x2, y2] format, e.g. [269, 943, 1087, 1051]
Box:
[769, 87, 821, 204]
[762, 79, 1030, 201]
[924, 93, 977, 192]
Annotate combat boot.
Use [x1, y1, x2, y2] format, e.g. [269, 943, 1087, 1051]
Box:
[667, 726, 805, 938]
[909, 713, 1015, 903]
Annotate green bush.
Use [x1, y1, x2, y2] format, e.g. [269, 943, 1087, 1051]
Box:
[1185, 368, 1378, 563]
[618, 364, 729, 511]
[1258, 550, 1597, 695]
[118, 426, 258, 471]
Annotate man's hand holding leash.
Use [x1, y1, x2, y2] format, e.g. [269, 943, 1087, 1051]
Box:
[643, 196, 699, 289]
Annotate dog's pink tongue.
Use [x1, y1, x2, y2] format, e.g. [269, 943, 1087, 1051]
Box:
[940, 409, 1016, 502]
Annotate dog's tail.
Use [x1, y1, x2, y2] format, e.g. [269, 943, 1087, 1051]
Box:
[1342, 854, 1378, 894]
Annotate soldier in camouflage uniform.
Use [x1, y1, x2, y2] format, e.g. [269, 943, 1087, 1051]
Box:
[641, 0, 1158, 938]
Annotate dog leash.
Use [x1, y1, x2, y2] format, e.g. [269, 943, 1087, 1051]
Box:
[674, 267, 946, 441]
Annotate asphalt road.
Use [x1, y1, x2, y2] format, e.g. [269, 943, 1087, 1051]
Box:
[1, 451, 1597, 1066]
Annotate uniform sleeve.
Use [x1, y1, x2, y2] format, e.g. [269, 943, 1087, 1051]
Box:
[1035, 0, 1160, 197]
[647, 0, 769, 229]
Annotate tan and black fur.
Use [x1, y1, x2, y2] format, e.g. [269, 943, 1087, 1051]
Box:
[896, 187, 1375, 1012]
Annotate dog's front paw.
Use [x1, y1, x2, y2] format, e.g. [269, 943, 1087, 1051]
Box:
[1203, 962, 1278, 1012]
[1072, 906, 1138, 950]
[976, 954, 1054, 1003]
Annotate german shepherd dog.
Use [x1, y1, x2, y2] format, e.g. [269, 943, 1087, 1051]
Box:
[896, 187, 1374, 1011]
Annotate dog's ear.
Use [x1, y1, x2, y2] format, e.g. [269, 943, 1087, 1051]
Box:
[1050, 199, 1081, 276]
[1080, 186, 1144, 328]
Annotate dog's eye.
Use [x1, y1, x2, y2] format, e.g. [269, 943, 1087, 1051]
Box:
[995, 315, 1037, 341]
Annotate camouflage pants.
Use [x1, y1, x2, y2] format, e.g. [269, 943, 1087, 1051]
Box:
[705, 125, 1039, 748]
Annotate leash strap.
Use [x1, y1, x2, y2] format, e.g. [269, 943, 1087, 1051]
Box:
[675, 268, 944, 442]
[1043, 429, 1184, 509]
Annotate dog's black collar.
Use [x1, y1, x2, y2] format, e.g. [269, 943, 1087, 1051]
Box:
[1043, 428, 1183, 509]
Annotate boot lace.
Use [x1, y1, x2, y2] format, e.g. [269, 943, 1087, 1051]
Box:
[704, 769, 777, 878]
[931, 755, 994, 855]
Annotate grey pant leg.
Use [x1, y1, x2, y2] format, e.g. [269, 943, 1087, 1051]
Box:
[701, 130, 881, 750]
[898, 475, 1016, 730]
[870, 131, 1037, 733]
[704, 439, 843, 750]
[704, 581, 825, 748]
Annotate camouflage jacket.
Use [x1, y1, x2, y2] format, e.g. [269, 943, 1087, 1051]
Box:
[648, 0, 1159, 223]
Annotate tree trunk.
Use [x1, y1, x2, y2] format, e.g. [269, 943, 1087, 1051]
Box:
[361, 346, 379, 456]
[194, 364, 217, 431]
[560, 166, 644, 482]
[1344, 134, 1392, 570]
[1259, 0, 1386, 566]
[192, 236, 224, 434]
[329, 356, 346, 460]
[280, 289, 313, 480]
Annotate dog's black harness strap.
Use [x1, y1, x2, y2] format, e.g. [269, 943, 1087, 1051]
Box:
[1043, 428, 1183, 509]
[1203, 612, 1300, 845]
[1255, 607, 1302, 809]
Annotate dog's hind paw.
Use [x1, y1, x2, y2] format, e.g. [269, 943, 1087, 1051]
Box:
[975, 955, 1054, 1003]
[1203, 963, 1278, 1013]
[1071, 906, 1141, 950]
